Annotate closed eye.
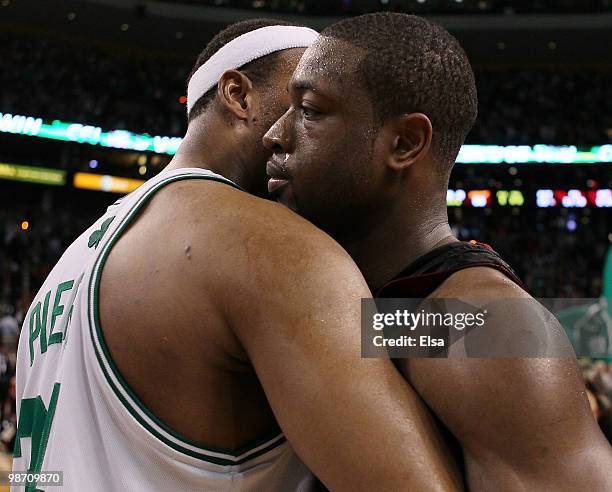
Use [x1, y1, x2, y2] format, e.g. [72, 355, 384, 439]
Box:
[299, 103, 319, 120]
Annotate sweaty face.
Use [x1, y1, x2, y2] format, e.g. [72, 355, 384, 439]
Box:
[247, 48, 305, 198]
[263, 38, 384, 239]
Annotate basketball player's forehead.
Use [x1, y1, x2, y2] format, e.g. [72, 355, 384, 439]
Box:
[274, 47, 307, 72]
[263, 47, 307, 87]
[291, 36, 363, 98]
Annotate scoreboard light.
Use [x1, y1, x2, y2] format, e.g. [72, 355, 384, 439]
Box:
[595, 189, 612, 208]
[467, 190, 491, 208]
[536, 189, 556, 208]
[496, 190, 524, 207]
[559, 190, 587, 208]
[448, 189, 524, 207]
[447, 189, 467, 207]
[536, 189, 611, 208]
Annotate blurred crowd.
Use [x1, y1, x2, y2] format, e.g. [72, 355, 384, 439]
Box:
[1, 33, 611, 144]
[0, 187, 95, 454]
[452, 208, 609, 298]
[0, 34, 188, 137]
[474, 69, 612, 145]
[0, 309, 16, 455]
[182, 0, 612, 15]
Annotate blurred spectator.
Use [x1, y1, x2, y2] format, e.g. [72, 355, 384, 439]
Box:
[0, 308, 18, 345]
[0, 375, 16, 453]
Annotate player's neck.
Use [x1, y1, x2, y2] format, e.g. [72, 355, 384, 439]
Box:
[166, 120, 253, 190]
[342, 198, 456, 291]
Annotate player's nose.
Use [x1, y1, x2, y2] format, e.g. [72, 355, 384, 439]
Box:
[263, 109, 291, 153]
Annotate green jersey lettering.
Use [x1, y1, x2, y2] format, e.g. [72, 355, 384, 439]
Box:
[14, 383, 61, 492]
[61, 273, 84, 344]
[28, 278, 77, 365]
[28, 291, 51, 366]
[48, 280, 74, 347]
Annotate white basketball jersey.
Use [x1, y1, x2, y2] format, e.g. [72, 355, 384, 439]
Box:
[13, 168, 315, 491]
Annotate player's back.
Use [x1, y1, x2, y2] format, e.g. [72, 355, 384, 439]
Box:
[13, 167, 315, 491]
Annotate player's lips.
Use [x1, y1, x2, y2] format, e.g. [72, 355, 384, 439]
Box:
[268, 177, 289, 195]
[266, 155, 291, 195]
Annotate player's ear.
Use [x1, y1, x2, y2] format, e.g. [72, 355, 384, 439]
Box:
[217, 69, 255, 121]
[385, 113, 433, 171]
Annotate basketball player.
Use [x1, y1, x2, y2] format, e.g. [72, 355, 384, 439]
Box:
[264, 13, 612, 490]
[13, 20, 461, 491]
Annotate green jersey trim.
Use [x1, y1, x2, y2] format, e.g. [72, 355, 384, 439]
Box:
[87, 172, 286, 465]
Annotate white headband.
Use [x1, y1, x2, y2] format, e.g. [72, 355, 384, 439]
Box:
[187, 25, 318, 115]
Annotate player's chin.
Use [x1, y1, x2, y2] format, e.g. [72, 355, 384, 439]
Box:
[273, 185, 299, 212]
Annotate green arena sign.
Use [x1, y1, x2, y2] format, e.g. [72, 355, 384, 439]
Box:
[0, 112, 182, 155]
[1, 112, 611, 163]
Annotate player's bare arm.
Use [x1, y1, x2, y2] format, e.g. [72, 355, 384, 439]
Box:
[401, 267, 612, 491]
[101, 179, 463, 491]
[211, 187, 463, 491]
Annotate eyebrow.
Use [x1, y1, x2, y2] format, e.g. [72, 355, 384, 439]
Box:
[288, 79, 318, 93]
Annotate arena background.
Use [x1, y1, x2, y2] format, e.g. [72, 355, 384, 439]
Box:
[0, 0, 611, 475]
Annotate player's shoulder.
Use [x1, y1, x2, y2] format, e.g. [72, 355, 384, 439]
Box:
[432, 265, 529, 300]
[158, 178, 321, 234]
[431, 266, 574, 357]
[153, 177, 358, 278]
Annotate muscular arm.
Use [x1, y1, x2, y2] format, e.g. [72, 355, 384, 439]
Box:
[210, 196, 462, 490]
[402, 267, 612, 491]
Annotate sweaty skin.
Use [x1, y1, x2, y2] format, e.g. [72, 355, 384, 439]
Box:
[263, 32, 612, 491]
[100, 181, 461, 491]
[99, 47, 461, 490]
[403, 267, 612, 491]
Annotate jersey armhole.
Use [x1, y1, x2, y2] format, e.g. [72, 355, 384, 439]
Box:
[86, 173, 286, 465]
